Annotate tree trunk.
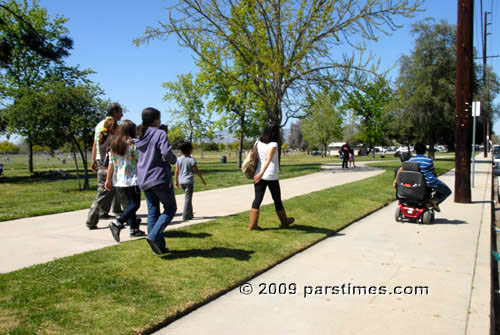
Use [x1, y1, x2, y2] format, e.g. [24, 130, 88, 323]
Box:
[71, 142, 82, 191]
[238, 113, 245, 168]
[28, 139, 33, 174]
[83, 139, 89, 190]
[72, 135, 89, 191]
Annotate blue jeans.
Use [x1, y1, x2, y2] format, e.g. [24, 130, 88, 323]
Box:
[434, 179, 452, 204]
[116, 186, 141, 229]
[144, 182, 177, 250]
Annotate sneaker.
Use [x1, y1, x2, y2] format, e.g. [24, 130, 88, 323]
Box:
[87, 225, 98, 230]
[109, 221, 123, 242]
[430, 198, 441, 212]
[146, 238, 164, 255]
[130, 229, 146, 237]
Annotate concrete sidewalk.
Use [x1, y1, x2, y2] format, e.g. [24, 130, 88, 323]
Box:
[158, 157, 493, 335]
[0, 163, 382, 273]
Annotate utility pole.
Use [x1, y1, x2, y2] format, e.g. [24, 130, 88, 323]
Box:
[455, 0, 473, 203]
[482, 11, 490, 157]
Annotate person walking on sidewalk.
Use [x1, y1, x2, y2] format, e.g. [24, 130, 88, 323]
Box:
[393, 142, 451, 212]
[341, 142, 350, 169]
[249, 122, 295, 230]
[135, 108, 177, 254]
[86, 116, 121, 229]
[105, 120, 146, 242]
[87, 103, 124, 223]
[174, 141, 206, 221]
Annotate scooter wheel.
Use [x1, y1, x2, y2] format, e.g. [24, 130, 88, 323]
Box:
[395, 207, 402, 222]
[422, 211, 432, 225]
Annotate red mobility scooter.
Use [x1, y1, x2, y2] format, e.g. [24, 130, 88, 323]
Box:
[394, 161, 435, 224]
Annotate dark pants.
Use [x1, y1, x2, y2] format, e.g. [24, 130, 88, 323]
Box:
[181, 184, 194, 220]
[342, 154, 349, 168]
[116, 186, 141, 229]
[144, 182, 177, 251]
[252, 179, 284, 211]
[86, 167, 125, 227]
[434, 180, 452, 204]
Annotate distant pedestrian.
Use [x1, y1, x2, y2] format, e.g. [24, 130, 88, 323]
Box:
[174, 141, 206, 221]
[105, 120, 146, 242]
[86, 116, 120, 230]
[341, 142, 350, 169]
[249, 122, 294, 230]
[135, 107, 177, 254]
[348, 148, 355, 168]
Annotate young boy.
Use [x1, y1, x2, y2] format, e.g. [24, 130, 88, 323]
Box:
[174, 142, 206, 220]
[393, 142, 452, 212]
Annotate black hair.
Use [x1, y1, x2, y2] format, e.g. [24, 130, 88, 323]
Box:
[106, 102, 122, 116]
[137, 107, 161, 139]
[259, 122, 280, 144]
[414, 142, 426, 155]
[180, 141, 193, 156]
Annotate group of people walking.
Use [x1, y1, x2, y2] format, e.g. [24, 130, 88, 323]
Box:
[87, 104, 294, 254]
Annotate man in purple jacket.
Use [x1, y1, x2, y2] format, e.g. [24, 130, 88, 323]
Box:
[135, 108, 177, 254]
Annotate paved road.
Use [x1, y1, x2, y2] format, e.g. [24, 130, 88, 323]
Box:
[0, 163, 382, 273]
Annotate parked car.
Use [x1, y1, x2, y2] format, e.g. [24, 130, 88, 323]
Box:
[311, 150, 322, 156]
[394, 146, 409, 157]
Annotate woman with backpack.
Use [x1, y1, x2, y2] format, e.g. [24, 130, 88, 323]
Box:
[248, 122, 294, 230]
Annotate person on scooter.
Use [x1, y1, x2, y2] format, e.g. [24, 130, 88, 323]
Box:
[393, 142, 451, 212]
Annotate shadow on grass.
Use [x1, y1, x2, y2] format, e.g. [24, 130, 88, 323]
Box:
[0, 170, 97, 184]
[164, 231, 212, 238]
[160, 247, 255, 261]
[265, 224, 340, 237]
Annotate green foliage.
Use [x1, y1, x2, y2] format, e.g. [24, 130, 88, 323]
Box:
[137, 0, 422, 126]
[346, 76, 393, 151]
[163, 73, 213, 143]
[0, 0, 72, 67]
[394, 19, 457, 149]
[168, 124, 187, 149]
[0, 141, 19, 153]
[301, 89, 343, 155]
[0, 0, 72, 172]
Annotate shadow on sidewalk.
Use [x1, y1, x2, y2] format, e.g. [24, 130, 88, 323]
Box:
[433, 218, 468, 225]
[160, 247, 254, 261]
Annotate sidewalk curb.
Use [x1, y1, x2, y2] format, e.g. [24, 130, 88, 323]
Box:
[141, 199, 395, 334]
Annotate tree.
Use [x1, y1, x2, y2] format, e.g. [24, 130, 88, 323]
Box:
[0, 1, 72, 67]
[0, 140, 19, 153]
[136, 0, 421, 127]
[395, 19, 458, 158]
[167, 124, 187, 150]
[0, 0, 72, 173]
[163, 73, 213, 143]
[35, 80, 106, 190]
[301, 89, 343, 157]
[288, 121, 307, 151]
[205, 69, 264, 167]
[346, 76, 393, 156]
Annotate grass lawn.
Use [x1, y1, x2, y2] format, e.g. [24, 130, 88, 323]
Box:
[0, 151, 391, 222]
[0, 159, 454, 334]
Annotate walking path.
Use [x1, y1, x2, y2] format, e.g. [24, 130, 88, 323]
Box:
[0, 162, 382, 273]
[156, 156, 493, 335]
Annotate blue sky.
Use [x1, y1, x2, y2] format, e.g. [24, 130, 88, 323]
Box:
[18, 0, 500, 137]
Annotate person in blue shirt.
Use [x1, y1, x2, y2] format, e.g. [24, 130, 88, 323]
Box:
[393, 142, 451, 212]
